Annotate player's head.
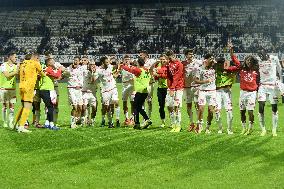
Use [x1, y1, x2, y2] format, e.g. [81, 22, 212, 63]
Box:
[73, 56, 80, 65]
[44, 51, 53, 59]
[31, 52, 40, 61]
[100, 56, 109, 68]
[137, 57, 145, 67]
[81, 56, 89, 65]
[7, 51, 17, 63]
[257, 49, 269, 61]
[183, 48, 194, 61]
[88, 62, 96, 72]
[159, 54, 168, 65]
[139, 50, 148, 60]
[45, 58, 55, 68]
[203, 53, 215, 69]
[123, 55, 131, 65]
[243, 55, 259, 71]
[215, 57, 225, 71]
[166, 50, 175, 61]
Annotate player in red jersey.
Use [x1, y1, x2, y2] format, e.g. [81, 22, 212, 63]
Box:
[228, 44, 259, 135]
[165, 50, 184, 132]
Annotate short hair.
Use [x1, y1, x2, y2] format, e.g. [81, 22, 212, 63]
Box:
[24, 53, 32, 60]
[124, 55, 131, 59]
[183, 48, 194, 55]
[159, 54, 168, 58]
[137, 57, 145, 67]
[100, 56, 108, 64]
[81, 55, 88, 59]
[7, 51, 16, 58]
[139, 50, 148, 55]
[165, 50, 175, 57]
[74, 56, 80, 60]
[204, 53, 213, 60]
[44, 51, 51, 56]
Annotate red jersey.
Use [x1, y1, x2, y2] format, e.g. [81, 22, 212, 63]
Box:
[230, 55, 259, 91]
[167, 59, 184, 90]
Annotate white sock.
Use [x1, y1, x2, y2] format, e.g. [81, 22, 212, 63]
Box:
[45, 120, 50, 126]
[248, 121, 253, 129]
[9, 108, 14, 125]
[272, 112, 278, 130]
[176, 110, 181, 126]
[170, 112, 175, 125]
[198, 119, 203, 129]
[2, 107, 7, 124]
[216, 111, 222, 130]
[258, 113, 265, 130]
[125, 111, 129, 119]
[226, 110, 233, 131]
[35, 110, 40, 123]
[53, 108, 58, 123]
[50, 122, 54, 127]
[115, 107, 120, 120]
[241, 122, 246, 129]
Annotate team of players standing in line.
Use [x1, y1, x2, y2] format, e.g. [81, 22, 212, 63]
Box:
[1, 42, 283, 136]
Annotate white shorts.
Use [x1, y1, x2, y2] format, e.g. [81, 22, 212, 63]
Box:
[2, 89, 16, 104]
[82, 91, 97, 107]
[68, 88, 83, 106]
[216, 88, 232, 111]
[276, 80, 284, 95]
[50, 90, 57, 105]
[101, 88, 119, 106]
[122, 83, 135, 102]
[198, 90, 216, 106]
[257, 85, 278, 104]
[166, 89, 183, 107]
[184, 86, 199, 103]
[239, 90, 257, 111]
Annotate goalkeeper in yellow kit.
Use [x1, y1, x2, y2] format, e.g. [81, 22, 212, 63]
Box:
[14, 52, 45, 133]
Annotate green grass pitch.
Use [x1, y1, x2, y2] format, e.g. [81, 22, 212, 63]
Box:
[0, 83, 283, 188]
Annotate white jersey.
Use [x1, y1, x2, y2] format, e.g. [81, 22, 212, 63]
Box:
[121, 68, 134, 84]
[53, 61, 63, 87]
[66, 66, 84, 88]
[183, 59, 203, 87]
[82, 69, 98, 93]
[96, 65, 117, 92]
[144, 58, 156, 69]
[259, 55, 281, 85]
[196, 67, 216, 91]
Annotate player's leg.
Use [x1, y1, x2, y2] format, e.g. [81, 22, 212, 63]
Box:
[239, 90, 247, 134]
[196, 91, 206, 133]
[165, 90, 175, 131]
[82, 92, 88, 126]
[185, 88, 195, 132]
[270, 90, 279, 136]
[215, 89, 223, 133]
[224, 88, 233, 134]
[139, 93, 151, 129]
[2, 90, 9, 128]
[157, 88, 166, 127]
[122, 85, 130, 125]
[41, 90, 58, 130]
[257, 86, 266, 135]
[111, 88, 120, 127]
[147, 84, 153, 119]
[8, 90, 16, 129]
[18, 101, 33, 133]
[53, 86, 60, 125]
[244, 91, 256, 135]
[173, 90, 183, 132]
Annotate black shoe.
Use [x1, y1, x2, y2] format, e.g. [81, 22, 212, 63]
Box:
[116, 120, 120, 128]
[100, 120, 105, 127]
[108, 122, 114, 128]
[133, 124, 141, 130]
[142, 119, 152, 129]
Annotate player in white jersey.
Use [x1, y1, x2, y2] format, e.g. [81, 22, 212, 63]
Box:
[257, 51, 282, 137]
[0, 52, 18, 128]
[182, 49, 203, 132]
[82, 61, 98, 126]
[96, 56, 120, 128]
[194, 54, 216, 134]
[139, 50, 156, 118]
[120, 55, 135, 126]
[64, 56, 84, 128]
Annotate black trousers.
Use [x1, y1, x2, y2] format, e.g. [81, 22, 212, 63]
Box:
[39, 90, 54, 122]
[134, 92, 149, 124]
[157, 88, 167, 120]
